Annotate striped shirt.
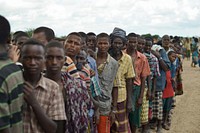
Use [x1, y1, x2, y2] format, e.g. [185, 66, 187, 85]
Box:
[0, 57, 24, 133]
[78, 66, 91, 89]
[143, 52, 160, 79]
[62, 56, 80, 79]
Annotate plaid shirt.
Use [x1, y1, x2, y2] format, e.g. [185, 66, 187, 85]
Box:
[23, 75, 66, 133]
[116, 53, 135, 103]
[144, 52, 160, 79]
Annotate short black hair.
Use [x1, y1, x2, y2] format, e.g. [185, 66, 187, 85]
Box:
[66, 32, 82, 38]
[45, 40, 64, 51]
[168, 50, 176, 56]
[145, 37, 153, 43]
[97, 33, 110, 42]
[33, 26, 55, 42]
[22, 38, 45, 50]
[78, 31, 88, 42]
[127, 32, 137, 38]
[0, 15, 10, 44]
[15, 31, 29, 42]
[87, 32, 96, 36]
[97, 33, 109, 39]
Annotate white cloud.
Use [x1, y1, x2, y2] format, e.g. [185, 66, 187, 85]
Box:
[1, 0, 200, 37]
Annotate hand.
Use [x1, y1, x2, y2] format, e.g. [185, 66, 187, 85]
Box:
[151, 93, 155, 100]
[137, 97, 143, 107]
[146, 90, 151, 100]
[23, 81, 38, 107]
[126, 100, 133, 113]
[109, 111, 116, 126]
[94, 109, 100, 124]
[151, 50, 161, 59]
[8, 45, 20, 63]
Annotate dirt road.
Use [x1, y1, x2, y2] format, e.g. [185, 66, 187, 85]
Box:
[163, 59, 200, 133]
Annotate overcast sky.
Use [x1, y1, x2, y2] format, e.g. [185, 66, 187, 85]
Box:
[1, 0, 200, 37]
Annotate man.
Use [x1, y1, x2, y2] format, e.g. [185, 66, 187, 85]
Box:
[96, 33, 119, 133]
[151, 35, 170, 133]
[126, 33, 150, 133]
[21, 38, 66, 133]
[14, 31, 29, 49]
[0, 15, 24, 133]
[32, 26, 55, 46]
[62, 32, 81, 79]
[109, 28, 135, 133]
[87, 32, 97, 53]
[45, 40, 90, 133]
[143, 38, 160, 132]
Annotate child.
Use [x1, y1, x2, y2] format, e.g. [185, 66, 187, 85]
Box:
[162, 51, 177, 130]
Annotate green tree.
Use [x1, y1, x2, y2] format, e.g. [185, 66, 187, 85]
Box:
[25, 28, 35, 37]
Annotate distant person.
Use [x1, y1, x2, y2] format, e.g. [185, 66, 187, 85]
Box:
[14, 31, 29, 49]
[0, 15, 24, 133]
[32, 26, 55, 46]
[126, 33, 150, 133]
[151, 35, 171, 133]
[87, 32, 97, 55]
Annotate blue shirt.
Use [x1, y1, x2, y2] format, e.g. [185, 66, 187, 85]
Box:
[156, 49, 171, 91]
[87, 55, 99, 83]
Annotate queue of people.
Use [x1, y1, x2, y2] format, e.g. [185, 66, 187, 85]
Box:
[0, 15, 184, 133]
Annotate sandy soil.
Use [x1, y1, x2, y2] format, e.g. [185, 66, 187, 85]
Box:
[163, 59, 200, 133]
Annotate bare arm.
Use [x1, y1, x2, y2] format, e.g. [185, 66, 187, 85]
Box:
[137, 76, 146, 106]
[152, 76, 157, 99]
[112, 87, 118, 109]
[126, 78, 133, 112]
[147, 76, 151, 99]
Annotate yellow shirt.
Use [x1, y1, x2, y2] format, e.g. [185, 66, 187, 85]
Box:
[116, 53, 135, 103]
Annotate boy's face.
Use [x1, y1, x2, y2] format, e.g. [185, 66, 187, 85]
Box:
[64, 35, 82, 58]
[169, 53, 176, 63]
[76, 50, 87, 64]
[97, 37, 110, 53]
[112, 37, 123, 53]
[45, 47, 65, 73]
[127, 37, 137, 50]
[162, 36, 170, 49]
[87, 35, 96, 51]
[137, 38, 145, 52]
[16, 36, 29, 50]
[144, 40, 152, 54]
[21, 45, 45, 75]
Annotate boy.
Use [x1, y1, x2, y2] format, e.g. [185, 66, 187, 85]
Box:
[96, 33, 119, 133]
[21, 39, 66, 133]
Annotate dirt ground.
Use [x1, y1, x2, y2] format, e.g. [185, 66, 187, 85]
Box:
[163, 59, 200, 133]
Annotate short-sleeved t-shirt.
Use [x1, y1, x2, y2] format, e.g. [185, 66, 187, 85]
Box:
[132, 51, 150, 86]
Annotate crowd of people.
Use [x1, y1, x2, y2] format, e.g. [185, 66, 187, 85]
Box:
[0, 15, 186, 133]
